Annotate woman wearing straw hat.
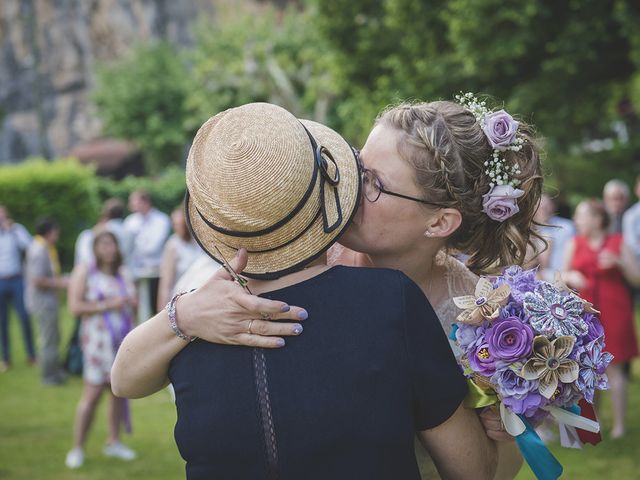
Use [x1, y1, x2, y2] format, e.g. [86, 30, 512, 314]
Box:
[113, 102, 497, 479]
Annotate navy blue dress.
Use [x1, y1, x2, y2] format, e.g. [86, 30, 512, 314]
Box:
[169, 266, 467, 479]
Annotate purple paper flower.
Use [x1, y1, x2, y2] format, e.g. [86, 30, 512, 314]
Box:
[551, 382, 582, 407]
[576, 339, 614, 403]
[468, 342, 497, 376]
[482, 185, 525, 222]
[502, 392, 546, 417]
[581, 313, 605, 345]
[485, 317, 534, 363]
[456, 323, 486, 351]
[491, 367, 539, 397]
[482, 110, 520, 150]
[523, 282, 588, 337]
[498, 266, 539, 303]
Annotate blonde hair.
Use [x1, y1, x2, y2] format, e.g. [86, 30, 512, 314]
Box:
[377, 100, 544, 274]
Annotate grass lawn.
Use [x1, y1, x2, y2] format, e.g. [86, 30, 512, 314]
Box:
[1, 304, 638, 479]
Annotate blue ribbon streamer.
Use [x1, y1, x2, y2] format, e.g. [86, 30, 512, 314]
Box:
[449, 323, 459, 341]
[515, 415, 563, 480]
[566, 403, 580, 415]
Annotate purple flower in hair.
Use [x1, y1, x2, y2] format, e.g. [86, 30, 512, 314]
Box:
[482, 185, 525, 222]
[482, 110, 520, 150]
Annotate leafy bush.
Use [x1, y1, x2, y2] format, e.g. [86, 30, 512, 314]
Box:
[0, 159, 101, 268]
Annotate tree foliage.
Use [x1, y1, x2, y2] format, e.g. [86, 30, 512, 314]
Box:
[94, 43, 191, 174]
[313, 0, 640, 196]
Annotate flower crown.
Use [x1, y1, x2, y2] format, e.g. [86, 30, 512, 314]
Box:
[455, 92, 525, 222]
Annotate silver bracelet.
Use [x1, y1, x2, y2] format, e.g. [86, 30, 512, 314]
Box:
[166, 290, 197, 342]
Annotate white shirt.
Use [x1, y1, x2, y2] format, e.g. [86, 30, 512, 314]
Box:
[539, 215, 575, 274]
[623, 201, 640, 261]
[0, 223, 32, 277]
[123, 208, 171, 279]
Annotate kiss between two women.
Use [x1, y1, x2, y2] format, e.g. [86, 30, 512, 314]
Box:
[112, 95, 543, 480]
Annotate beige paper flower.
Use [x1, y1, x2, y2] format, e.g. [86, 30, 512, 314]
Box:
[453, 278, 511, 325]
[520, 336, 579, 399]
[553, 272, 599, 314]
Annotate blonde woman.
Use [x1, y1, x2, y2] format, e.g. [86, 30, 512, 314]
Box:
[113, 98, 544, 479]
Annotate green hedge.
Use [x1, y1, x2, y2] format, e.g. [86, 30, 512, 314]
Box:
[96, 164, 186, 215]
[0, 159, 101, 268]
[0, 160, 187, 270]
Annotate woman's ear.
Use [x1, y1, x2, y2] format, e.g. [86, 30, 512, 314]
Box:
[423, 208, 462, 238]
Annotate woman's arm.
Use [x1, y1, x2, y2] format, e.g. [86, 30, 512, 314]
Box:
[478, 408, 523, 480]
[418, 403, 498, 480]
[111, 249, 307, 398]
[560, 239, 587, 290]
[157, 240, 177, 311]
[616, 244, 640, 287]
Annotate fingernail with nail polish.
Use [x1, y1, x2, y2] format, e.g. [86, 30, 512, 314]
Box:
[281, 304, 290, 312]
[298, 310, 308, 320]
[293, 325, 303, 335]
[277, 339, 286, 347]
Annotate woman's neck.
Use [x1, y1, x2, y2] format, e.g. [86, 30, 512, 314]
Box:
[368, 245, 438, 296]
[246, 255, 330, 295]
[97, 262, 116, 275]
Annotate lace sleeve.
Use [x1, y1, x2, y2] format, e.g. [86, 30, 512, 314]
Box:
[433, 252, 479, 353]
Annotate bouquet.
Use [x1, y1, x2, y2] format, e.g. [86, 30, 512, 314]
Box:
[451, 266, 613, 480]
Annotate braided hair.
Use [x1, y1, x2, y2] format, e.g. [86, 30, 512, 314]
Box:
[376, 100, 544, 274]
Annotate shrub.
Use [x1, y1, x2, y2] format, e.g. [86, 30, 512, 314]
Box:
[0, 159, 101, 269]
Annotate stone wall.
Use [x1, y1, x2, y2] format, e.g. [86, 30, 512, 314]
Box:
[0, 0, 212, 163]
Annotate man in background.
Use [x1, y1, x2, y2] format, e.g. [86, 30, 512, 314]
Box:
[25, 218, 69, 385]
[0, 205, 36, 372]
[123, 190, 170, 323]
[603, 179, 630, 234]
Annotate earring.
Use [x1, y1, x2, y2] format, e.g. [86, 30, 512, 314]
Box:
[425, 231, 434, 237]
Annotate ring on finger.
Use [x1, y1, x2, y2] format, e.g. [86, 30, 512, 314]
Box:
[247, 319, 255, 335]
[260, 312, 270, 320]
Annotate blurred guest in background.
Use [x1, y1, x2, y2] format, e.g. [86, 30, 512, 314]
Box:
[65, 230, 137, 469]
[563, 199, 640, 439]
[75, 198, 131, 267]
[156, 205, 204, 311]
[622, 175, 640, 268]
[123, 190, 170, 323]
[603, 179, 630, 234]
[533, 193, 575, 282]
[25, 217, 69, 385]
[0, 205, 36, 372]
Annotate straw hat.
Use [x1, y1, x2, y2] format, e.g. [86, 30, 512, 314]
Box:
[185, 103, 361, 279]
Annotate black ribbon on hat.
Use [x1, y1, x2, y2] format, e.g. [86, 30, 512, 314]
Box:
[191, 124, 343, 247]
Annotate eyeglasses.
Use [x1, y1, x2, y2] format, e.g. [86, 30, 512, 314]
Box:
[352, 147, 448, 207]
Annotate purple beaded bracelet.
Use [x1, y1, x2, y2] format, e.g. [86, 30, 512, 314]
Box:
[166, 290, 197, 342]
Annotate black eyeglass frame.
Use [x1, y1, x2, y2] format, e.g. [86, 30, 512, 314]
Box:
[359, 164, 450, 208]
